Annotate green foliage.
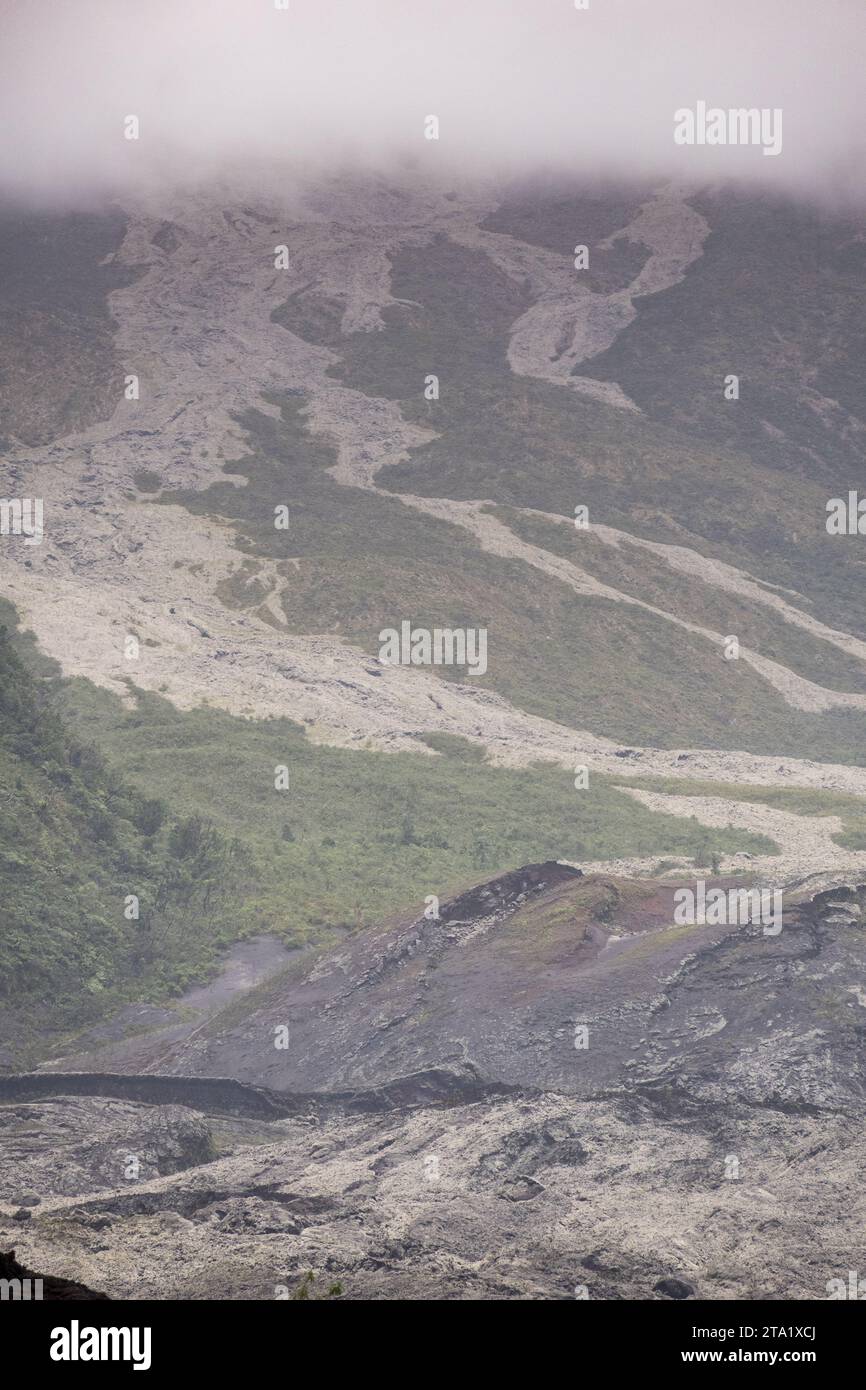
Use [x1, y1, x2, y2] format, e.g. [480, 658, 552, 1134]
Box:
[0, 626, 251, 1065]
[54, 675, 773, 953]
[0, 606, 774, 1064]
[289, 1271, 342, 1300]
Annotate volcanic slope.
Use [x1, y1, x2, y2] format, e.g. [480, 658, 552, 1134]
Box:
[42, 860, 866, 1112]
[5, 862, 865, 1301]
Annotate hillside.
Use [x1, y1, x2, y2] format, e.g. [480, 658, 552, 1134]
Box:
[0, 621, 250, 1066]
[5, 172, 866, 1052]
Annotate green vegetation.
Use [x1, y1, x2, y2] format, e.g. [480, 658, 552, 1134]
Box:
[579, 190, 863, 481]
[6, 189, 866, 1071]
[54, 677, 774, 950]
[289, 1271, 343, 1300]
[0, 600, 774, 1065]
[480, 176, 654, 292]
[0, 623, 250, 1066]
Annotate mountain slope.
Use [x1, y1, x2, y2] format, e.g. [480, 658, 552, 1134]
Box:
[4, 172, 866, 1060]
[3, 176, 866, 769]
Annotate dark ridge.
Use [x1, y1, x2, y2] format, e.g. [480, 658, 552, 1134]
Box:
[437, 860, 582, 924]
[0, 1249, 110, 1300]
[0, 1064, 524, 1120]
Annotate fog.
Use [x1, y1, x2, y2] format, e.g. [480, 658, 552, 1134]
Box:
[1, 0, 863, 206]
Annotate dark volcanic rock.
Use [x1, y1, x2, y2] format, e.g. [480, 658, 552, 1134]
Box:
[654, 1276, 695, 1300]
[90, 868, 866, 1117]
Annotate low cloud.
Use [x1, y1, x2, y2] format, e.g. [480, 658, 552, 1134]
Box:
[1, 0, 863, 205]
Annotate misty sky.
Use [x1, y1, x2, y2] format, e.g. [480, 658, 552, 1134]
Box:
[1, 0, 864, 204]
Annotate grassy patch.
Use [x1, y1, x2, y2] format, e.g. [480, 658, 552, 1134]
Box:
[53, 676, 774, 946]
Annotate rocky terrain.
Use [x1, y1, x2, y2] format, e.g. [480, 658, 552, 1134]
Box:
[3, 1078, 862, 1301]
[2, 863, 864, 1300]
[1, 741, 864, 1300]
